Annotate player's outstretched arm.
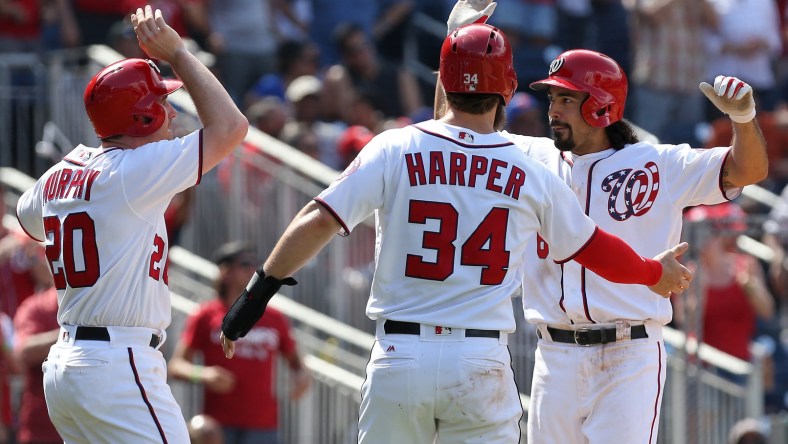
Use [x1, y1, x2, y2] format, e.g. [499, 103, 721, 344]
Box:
[647, 243, 693, 297]
[572, 229, 692, 297]
[131, 5, 248, 173]
[699, 76, 768, 189]
[221, 200, 341, 358]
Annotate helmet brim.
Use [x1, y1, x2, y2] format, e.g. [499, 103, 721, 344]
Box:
[529, 77, 582, 92]
[163, 79, 184, 95]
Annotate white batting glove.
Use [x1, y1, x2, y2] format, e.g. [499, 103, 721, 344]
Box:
[699, 76, 756, 124]
[446, 0, 497, 35]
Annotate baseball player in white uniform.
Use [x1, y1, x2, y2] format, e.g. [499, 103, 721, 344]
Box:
[220, 22, 691, 444]
[15, 6, 249, 443]
[441, 3, 768, 442]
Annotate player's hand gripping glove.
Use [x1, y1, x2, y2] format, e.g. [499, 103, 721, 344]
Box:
[221, 267, 297, 340]
[699, 76, 756, 123]
[447, 0, 497, 34]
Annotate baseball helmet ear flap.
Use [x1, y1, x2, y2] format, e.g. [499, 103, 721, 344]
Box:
[529, 49, 627, 128]
[439, 23, 518, 105]
[84, 58, 183, 139]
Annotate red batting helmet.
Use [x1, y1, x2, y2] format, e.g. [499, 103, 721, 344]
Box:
[530, 49, 627, 128]
[84, 58, 183, 139]
[440, 23, 517, 105]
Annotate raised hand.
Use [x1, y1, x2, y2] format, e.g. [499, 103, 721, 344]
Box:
[130, 5, 186, 63]
[648, 242, 694, 298]
[699, 76, 756, 123]
[447, 0, 497, 34]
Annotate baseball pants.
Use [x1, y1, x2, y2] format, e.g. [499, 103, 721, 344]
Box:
[358, 321, 523, 444]
[43, 325, 189, 444]
[527, 322, 666, 444]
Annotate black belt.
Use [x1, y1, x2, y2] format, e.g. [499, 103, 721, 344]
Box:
[384, 320, 500, 339]
[75, 326, 161, 348]
[538, 325, 648, 346]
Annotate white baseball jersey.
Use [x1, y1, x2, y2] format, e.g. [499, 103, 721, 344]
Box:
[506, 133, 739, 325]
[316, 119, 598, 333]
[16, 131, 203, 330]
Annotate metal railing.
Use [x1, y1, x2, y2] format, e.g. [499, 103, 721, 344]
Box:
[1, 41, 785, 443]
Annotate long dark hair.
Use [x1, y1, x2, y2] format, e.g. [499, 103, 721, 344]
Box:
[605, 119, 639, 150]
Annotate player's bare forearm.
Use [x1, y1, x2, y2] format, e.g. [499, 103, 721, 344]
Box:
[264, 200, 341, 280]
[723, 118, 768, 189]
[133, 6, 247, 172]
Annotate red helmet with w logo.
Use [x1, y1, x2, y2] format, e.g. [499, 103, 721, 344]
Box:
[530, 49, 627, 128]
[84, 58, 183, 139]
[440, 23, 518, 105]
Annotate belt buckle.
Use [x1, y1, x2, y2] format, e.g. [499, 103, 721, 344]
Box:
[574, 328, 592, 346]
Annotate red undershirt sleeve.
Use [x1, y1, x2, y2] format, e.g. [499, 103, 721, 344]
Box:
[573, 228, 663, 286]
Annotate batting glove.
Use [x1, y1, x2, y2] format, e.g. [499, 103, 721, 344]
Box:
[446, 0, 497, 35]
[699, 76, 756, 124]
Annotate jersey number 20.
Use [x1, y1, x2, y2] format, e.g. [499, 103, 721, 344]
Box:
[404, 200, 510, 285]
[44, 213, 168, 289]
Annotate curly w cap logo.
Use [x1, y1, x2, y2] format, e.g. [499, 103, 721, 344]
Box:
[549, 57, 565, 75]
[602, 161, 660, 221]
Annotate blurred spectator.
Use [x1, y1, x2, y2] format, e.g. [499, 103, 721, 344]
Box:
[308, 0, 380, 65]
[246, 97, 290, 140]
[0, 187, 52, 319]
[165, 188, 195, 247]
[504, 92, 547, 137]
[280, 123, 321, 160]
[762, 183, 788, 304]
[40, 0, 80, 50]
[107, 18, 146, 59]
[12, 286, 59, 444]
[188, 414, 224, 444]
[322, 22, 423, 122]
[274, 0, 312, 42]
[282, 75, 345, 168]
[200, 0, 279, 105]
[372, 0, 415, 63]
[589, 0, 631, 75]
[487, 1, 557, 93]
[704, 99, 788, 193]
[704, 0, 782, 114]
[727, 417, 769, 444]
[0, 0, 43, 52]
[71, 0, 144, 46]
[247, 39, 321, 107]
[624, 0, 716, 144]
[680, 203, 775, 369]
[169, 241, 311, 444]
[337, 125, 374, 168]
[555, 0, 591, 50]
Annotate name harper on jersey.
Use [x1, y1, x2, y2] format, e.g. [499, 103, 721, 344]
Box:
[42, 168, 101, 203]
[404, 151, 525, 200]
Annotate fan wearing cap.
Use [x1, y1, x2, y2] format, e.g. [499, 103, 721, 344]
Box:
[435, 1, 770, 443]
[678, 203, 774, 365]
[14, 6, 248, 443]
[169, 241, 310, 444]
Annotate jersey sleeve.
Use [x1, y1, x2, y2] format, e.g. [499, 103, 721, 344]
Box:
[316, 134, 388, 235]
[536, 168, 598, 262]
[15, 180, 45, 242]
[662, 144, 740, 206]
[121, 130, 204, 217]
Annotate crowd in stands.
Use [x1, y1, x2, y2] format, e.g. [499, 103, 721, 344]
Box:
[2, 0, 788, 442]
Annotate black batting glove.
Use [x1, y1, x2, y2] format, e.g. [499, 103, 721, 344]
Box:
[221, 267, 297, 340]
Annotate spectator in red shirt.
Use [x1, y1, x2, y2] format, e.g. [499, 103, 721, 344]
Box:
[12, 286, 59, 444]
[168, 241, 310, 444]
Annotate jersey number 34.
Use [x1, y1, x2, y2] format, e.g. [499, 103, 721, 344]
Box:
[404, 200, 510, 285]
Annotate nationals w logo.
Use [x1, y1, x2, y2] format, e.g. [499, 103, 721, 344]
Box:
[601, 161, 660, 221]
